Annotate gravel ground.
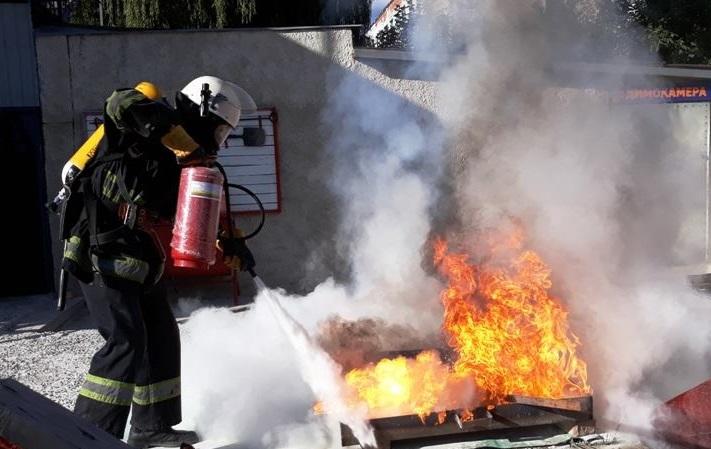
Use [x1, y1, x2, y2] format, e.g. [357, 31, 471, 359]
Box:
[0, 292, 203, 410]
[0, 327, 652, 449]
[0, 329, 102, 409]
[0, 295, 651, 449]
[0, 293, 206, 411]
[0, 293, 102, 410]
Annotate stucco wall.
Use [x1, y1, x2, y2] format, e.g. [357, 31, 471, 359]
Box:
[35, 27, 438, 299]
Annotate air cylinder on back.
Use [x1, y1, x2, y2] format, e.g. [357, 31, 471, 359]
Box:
[170, 166, 224, 270]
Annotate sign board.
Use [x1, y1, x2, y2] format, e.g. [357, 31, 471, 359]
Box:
[218, 108, 281, 213]
[618, 85, 711, 104]
[83, 108, 281, 214]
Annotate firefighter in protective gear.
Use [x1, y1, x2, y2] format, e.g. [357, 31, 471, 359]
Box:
[61, 76, 257, 448]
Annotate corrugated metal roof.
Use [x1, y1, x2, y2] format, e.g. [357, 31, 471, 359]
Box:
[0, 2, 39, 107]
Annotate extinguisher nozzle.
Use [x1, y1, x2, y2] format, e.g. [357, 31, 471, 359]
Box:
[247, 268, 257, 278]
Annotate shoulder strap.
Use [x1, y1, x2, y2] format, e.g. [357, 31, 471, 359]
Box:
[83, 153, 135, 248]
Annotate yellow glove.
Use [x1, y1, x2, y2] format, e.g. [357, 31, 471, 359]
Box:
[160, 125, 200, 161]
[216, 229, 255, 272]
[223, 254, 242, 271]
[216, 236, 241, 270]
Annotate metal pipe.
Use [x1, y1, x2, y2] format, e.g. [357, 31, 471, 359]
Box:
[705, 104, 711, 263]
[57, 267, 68, 312]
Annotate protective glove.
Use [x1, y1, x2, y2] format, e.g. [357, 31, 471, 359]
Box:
[177, 147, 217, 167]
[161, 125, 217, 166]
[217, 231, 256, 272]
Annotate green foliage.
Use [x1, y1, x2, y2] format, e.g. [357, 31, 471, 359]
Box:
[119, 0, 257, 28]
[213, 0, 257, 27]
[543, 0, 711, 64]
[69, 0, 99, 26]
[617, 0, 711, 64]
[123, 0, 161, 28]
[645, 24, 704, 63]
[187, 0, 214, 28]
[65, 0, 369, 29]
[322, 0, 372, 26]
[53, 0, 711, 65]
[103, 0, 125, 27]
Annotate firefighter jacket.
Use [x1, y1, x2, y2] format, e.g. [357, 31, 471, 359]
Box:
[62, 89, 182, 286]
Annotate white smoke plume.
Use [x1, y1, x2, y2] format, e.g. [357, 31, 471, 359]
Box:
[180, 37, 445, 445]
[179, 0, 711, 446]
[253, 276, 375, 447]
[431, 0, 711, 431]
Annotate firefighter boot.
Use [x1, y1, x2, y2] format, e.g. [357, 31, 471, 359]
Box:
[127, 426, 199, 448]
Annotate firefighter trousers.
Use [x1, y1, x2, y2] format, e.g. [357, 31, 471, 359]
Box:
[74, 275, 181, 438]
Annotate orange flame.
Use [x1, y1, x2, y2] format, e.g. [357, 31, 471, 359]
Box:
[343, 351, 448, 419]
[321, 230, 590, 420]
[434, 236, 590, 403]
[324, 349, 475, 420]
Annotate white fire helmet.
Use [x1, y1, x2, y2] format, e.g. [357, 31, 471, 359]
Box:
[179, 76, 258, 128]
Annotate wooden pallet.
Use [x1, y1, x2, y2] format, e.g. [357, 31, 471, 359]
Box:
[341, 395, 594, 449]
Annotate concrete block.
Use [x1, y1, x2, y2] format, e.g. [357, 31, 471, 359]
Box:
[0, 379, 130, 449]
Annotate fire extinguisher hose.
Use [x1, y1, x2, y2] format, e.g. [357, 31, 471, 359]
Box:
[214, 161, 265, 241]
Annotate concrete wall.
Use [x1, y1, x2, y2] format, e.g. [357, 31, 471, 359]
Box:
[0, 2, 39, 108]
[35, 27, 437, 299]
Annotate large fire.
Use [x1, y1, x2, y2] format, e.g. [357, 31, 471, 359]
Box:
[322, 230, 590, 420]
[435, 234, 590, 402]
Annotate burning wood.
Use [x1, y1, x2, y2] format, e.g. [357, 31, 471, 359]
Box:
[318, 228, 591, 424]
[316, 317, 436, 372]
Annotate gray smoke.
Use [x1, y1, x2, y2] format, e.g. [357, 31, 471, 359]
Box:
[180, 66, 446, 449]
[432, 0, 711, 429]
[179, 1, 711, 446]
[253, 276, 376, 447]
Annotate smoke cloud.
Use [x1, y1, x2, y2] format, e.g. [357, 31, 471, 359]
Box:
[180, 0, 711, 446]
[433, 0, 711, 431]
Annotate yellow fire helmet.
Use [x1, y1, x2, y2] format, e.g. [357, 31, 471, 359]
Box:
[135, 81, 162, 101]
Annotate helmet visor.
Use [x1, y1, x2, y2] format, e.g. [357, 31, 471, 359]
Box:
[214, 123, 234, 148]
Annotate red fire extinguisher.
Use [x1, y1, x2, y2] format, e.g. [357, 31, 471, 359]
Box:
[170, 166, 224, 270]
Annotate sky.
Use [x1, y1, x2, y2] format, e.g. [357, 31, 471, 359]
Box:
[370, 0, 391, 23]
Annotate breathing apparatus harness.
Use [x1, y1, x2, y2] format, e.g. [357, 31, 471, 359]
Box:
[51, 81, 266, 310]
